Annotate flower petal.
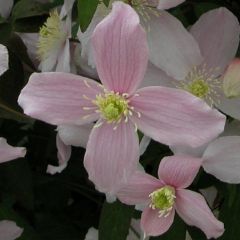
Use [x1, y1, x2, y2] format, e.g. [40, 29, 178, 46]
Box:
[85, 227, 98, 240]
[47, 134, 71, 175]
[141, 207, 175, 237]
[84, 121, 139, 196]
[92, 2, 148, 94]
[158, 155, 202, 188]
[190, 7, 240, 75]
[157, 0, 185, 10]
[175, 189, 224, 239]
[57, 123, 94, 148]
[130, 86, 226, 147]
[0, 0, 13, 18]
[117, 171, 162, 205]
[146, 11, 202, 80]
[0, 138, 26, 164]
[0, 220, 23, 240]
[140, 135, 151, 156]
[18, 72, 102, 126]
[0, 44, 8, 76]
[202, 136, 240, 183]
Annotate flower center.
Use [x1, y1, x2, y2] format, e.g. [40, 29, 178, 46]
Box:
[185, 79, 209, 98]
[94, 92, 129, 123]
[37, 10, 66, 60]
[149, 186, 175, 217]
[176, 65, 222, 107]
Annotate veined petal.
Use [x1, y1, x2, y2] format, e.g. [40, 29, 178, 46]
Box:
[190, 7, 240, 76]
[158, 155, 202, 188]
[202, 136, 240, 183]
[146, 11, 202, 80]
[0, 138, 26, 164]
[175, 189, 224, 239]
[117, 171, 162, 205]
[157, 0, 185, 10]
[92, 2, 148, 94]
[47, 134, 71, 175]
[130, 86, 226, 147]
[57, 123, 94, 148]
[18, 72, 103, 126]
[141, 207, 175, 237]
[84, 121, 139, 196]
[0, 44, 8, 76]
[0, 220, 23, 240]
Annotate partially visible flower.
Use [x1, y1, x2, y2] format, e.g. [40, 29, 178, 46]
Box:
[18, 2, 225, 197]
[0, 44, 8, 75]
[223, 58, 240, 98]
[144, 7, 240, 114]
[117, 156, 224, 238]
[0, 0, 13, 19]
[157, 0, 185, 9]
[0, 138, 26, 164]
[0, 220, 23, 240]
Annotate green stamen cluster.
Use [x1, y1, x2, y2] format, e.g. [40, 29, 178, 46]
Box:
[94, 92, 129, 122]
[149, 186, 175, 212]
[185, 79, 210, 99]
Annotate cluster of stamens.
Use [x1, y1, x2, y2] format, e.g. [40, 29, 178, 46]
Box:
[149, 186, 176, 218]
[82, 82, 141, 130]
[176, 64, 222, 107]
[37, 10, 66, 60]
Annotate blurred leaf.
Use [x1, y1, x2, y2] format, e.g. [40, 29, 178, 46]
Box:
[194, 3, 220, 18]
[99, 200, 134, 240]
[219, 185, 240, 240]
[12, 0, 48, 20]
[77, 0, 98, 32]
[0, 23, 12, 44]
[150, 215, 186, 240]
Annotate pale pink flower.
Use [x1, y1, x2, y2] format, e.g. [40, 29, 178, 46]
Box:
[0, 138, 26, 164]
[0, 44, 8, 75]
[144, 7, 240, 117]
[18, 2, 225, 196]
[0, 220, 23, 240]
[117, 156, 224, 238]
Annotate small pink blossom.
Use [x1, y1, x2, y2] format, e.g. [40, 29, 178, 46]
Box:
[117, 156, 224, 238]
[18, 2, 225, 196]
[0, 220, 23, 240]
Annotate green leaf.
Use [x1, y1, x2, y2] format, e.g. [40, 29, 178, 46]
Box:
[99, 200, 134, 240]
[12, 0, 48, 20]
[103, 0, 110, 7]
[0, 23, 12, 44]
[77, 0, 99, 32]
[150, 215, 186, 240]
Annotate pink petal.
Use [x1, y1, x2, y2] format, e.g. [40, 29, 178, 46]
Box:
[117, 171, 162, 205]
[190, 7, 240, 76]
[84, 121, 139, 196]
[0, 138, 26, 164]
[57, 123, 93, 148]
[18, 72, 103, 126]
[175, 189, 224, 239]
[146, 11, 202, 80]
[0, 44, 8, 76]
[130, 86, 226, 147]
[92, 2, 148, 94]
[141, 207, 175, 237]
[47, 134, 71, 175]
[0, 220, 23, 240]
[158, 155, 202, 188]
[157, 0, 185, 10]
[202, 136, 240, 183]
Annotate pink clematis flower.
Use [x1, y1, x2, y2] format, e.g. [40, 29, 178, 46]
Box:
[18, 2, 225, 197]
[0, 220, 23, 240]
[117, 156, 224, 238]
